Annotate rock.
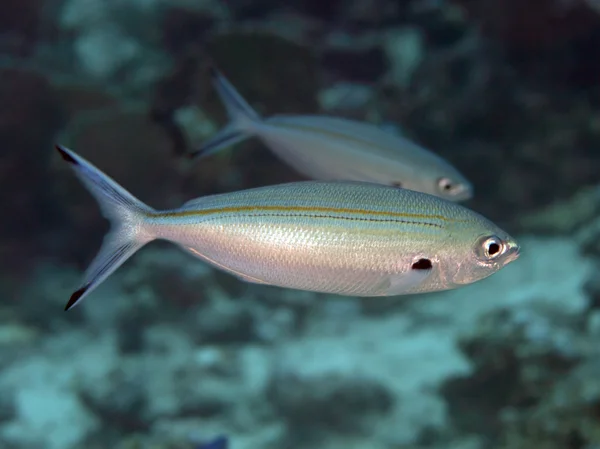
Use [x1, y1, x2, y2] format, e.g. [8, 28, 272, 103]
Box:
[159, 6, 219, 56]
[267, 313, 471, 446]
[320, 32, 389, 83]
[74, 24, 142, 80]
[77, 361, 148, 434]
[338, 0, 403, 26]
[577, 211, 600, 258]
[0, 0, 43, 57]
[0, 331, 112, 449]
[59, 0, 109, 30]
[172, 105, 218, 150]
[0, 68, 66, 271]
[451, 0, 600, 49]
[440, 304, 590, 445]
[517, 185, 600, 235]
[59, 0, 169, 87]
[204, 30, 320, 116]
[383, 27, 425, 89]
[1, 387, 99, 449]
[0, 324, 39, 347]
[318, 82, 374, 115]
[11, 261, 84, 331]
[141, 325, 273, 426]
[452, 0, 600, 88]
[495, 359, 600, 448]
[584, 262, 600, 312]
[60, 0, 132, 80]
[268, 370, 394, 436]
[53, 82, 121, 118]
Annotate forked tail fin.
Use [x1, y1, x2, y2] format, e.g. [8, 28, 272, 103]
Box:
[189, 65, 263, 159]
[55, 145, 157, 311]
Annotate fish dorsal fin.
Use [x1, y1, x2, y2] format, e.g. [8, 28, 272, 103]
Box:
[181, 197, 207, 210]
[180, 190, 232, 210]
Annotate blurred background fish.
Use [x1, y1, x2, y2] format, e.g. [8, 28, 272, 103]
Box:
[189, 67, 473, 202]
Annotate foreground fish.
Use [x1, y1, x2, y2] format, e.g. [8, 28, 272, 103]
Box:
[55, 145, 519, 311]
[189, 67, 473, 202]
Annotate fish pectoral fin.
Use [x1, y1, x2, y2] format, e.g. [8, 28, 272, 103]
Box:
[382, 266, 432, 296]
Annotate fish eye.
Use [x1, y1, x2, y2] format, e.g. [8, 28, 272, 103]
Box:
[437, 177, 455, 193]
[476, 235, 505, 261]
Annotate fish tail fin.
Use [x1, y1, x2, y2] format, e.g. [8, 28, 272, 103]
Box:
[189, 65, 262, 160]
[55, 145, 157, 311]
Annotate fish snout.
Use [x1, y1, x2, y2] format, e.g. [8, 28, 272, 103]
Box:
[450, 182, 474, 202]
[505, 239, 521, 263]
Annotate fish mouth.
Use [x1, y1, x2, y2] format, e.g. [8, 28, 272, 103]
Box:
[449, 184, 474, 201]
[505, 240, 521, 263]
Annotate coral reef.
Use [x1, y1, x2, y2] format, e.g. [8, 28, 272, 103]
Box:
[0, 68, 66, 276]
[442, 303, 600, 448]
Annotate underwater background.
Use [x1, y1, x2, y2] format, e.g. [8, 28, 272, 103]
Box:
[1, 0, 600, 448]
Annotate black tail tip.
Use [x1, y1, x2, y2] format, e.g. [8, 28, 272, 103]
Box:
[55, 145, 78, 165]
[64, 285, 88, 311]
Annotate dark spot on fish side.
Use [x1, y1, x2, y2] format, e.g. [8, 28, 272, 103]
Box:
[412, 258, 432, 270]
[65, 285, 89, 311]
[55, 145, 78, 165]
[391, 182, 403, 188]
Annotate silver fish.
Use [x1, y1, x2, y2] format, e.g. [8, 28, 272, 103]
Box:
[189, 67, 473, 202]
[55, 145, 518, 311]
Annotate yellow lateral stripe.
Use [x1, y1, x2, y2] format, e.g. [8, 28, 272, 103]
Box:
[153, 205, 452, 222]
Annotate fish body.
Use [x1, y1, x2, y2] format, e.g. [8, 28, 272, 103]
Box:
[190, 67, 473, 202]
[55, 145, 518, 311]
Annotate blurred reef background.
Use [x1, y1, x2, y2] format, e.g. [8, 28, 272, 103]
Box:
[1, 0, 600, 448]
